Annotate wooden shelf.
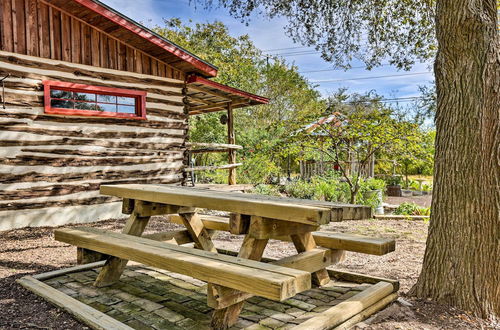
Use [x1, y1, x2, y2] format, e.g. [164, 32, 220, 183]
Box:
[184, 163, 243, 172]
[186, 142, 243, 151]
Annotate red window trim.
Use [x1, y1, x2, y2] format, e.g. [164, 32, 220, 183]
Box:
[43, 80, 147, 120]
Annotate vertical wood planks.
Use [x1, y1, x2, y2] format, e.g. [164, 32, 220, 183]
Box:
[1, 1, 13, 52]
[26, 0, 38, 56]
[51, 7, 61, 60]
[12, 0, 26, 54]
[90, 28, 100, 67]
[37, 1, 50, 58]
[60, 13, 70, 62]
[70, 17, 80, 63]
[0, 1, 183, 79]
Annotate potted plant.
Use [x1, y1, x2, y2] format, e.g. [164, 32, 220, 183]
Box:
[362, 178, 386, 214]
[385, 175, 402, 197]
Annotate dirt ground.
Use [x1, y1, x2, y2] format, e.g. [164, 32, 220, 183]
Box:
[0, 216, 496, 329]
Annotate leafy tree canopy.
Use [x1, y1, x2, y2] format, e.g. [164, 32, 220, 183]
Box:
[197, 0, 436, 70]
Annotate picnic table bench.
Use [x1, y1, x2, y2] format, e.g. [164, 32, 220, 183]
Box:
[54, 184, 395, 329]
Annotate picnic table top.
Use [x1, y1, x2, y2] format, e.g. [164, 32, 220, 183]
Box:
[100, 184, 371, 225]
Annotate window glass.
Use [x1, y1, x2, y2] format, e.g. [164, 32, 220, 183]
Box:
[117, 105, 136, 114]
[45, 82, 145, 118]
[75, 101, 97, 110]
[51, 99, 74, 109]
[50, 89, 72, 99]
[96, 103, 117, 112]
[74, 92, 96, 102]
[117, 96, 135, 105]
[97, 94, 117, 104]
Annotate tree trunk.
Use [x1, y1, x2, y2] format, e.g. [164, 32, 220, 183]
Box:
[410, 0, 500, 319]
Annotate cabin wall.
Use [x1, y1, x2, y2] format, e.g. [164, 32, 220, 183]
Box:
[0, 0, 184, 79]
[0, 51, 188, 231]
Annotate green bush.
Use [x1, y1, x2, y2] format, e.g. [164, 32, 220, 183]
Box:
[422, 183, 433, 192]
[283, 180, 317, 199]
[384, 175, 403, 186]
[361, 178, 387, 191]
[238, 154, 280, 184]
[410, 180, 421, 191]
[196, 170, 228, 184]
[252, 184, 281, 196]
[394, 202, 431, 216]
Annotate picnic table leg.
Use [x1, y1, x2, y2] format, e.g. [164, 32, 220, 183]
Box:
[210, 236, 269, 329]
[94, 210, 151, 287]
[179, 212, 217, 252]
[291, 232, 331, 286]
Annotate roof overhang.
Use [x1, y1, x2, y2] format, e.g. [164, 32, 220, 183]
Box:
[43, 0, 218, 77]
[186, 75, 269, 115]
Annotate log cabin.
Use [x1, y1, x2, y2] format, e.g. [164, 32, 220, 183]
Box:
[0, 0, 268, 231]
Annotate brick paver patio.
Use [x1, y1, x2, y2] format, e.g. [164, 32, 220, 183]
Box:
[43, 264, 374, 329]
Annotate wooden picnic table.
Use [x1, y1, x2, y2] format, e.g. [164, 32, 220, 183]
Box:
[55, 184, 392, 329]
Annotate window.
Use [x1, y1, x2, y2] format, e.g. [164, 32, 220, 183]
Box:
[43, 81, 147, 119]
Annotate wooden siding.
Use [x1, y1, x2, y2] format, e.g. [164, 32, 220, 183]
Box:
[0, 0, 184, 79]
[0, 50, 188, 230]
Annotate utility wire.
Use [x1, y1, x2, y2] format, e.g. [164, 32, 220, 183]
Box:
[262, 46, 312, 52]
[344, 96, 422, 104]
[311, 72, 432, 83]
[299, 63, 393, 73]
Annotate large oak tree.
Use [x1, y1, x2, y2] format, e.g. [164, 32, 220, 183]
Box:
[199, 0, 500, 319]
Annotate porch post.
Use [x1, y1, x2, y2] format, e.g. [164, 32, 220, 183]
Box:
[227, 102, 236, 185]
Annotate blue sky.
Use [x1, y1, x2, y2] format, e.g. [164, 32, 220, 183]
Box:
[101, 0, 434, 101]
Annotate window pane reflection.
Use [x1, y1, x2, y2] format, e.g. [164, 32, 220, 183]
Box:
[117, 105, 136, 114]
[50, 89, 72, 99]
[96, 103, 117, 112]
[97, 94, 117, 104]
[51, 99, 74, 109]
[117, 96, 135, 105]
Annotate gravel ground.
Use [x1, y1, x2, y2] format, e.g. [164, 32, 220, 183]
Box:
[385, 195, 432, 208]
[0, 216, 496, 329]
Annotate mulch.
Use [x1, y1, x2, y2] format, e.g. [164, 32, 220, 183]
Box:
[0, 216, 496, 329]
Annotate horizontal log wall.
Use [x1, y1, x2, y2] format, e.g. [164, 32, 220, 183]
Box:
[0, 0, 184, 79]
[0, 51, 188, 230]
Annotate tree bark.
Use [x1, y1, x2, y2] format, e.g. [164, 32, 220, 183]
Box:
[411, 0, 500, 319]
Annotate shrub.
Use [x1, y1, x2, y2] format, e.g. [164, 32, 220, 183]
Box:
[238, 154, 280, 184]
[384, 175, 403, 186]
[362, 178, 387, 191]
[252, 184, 281, 196]
[394, 202, 431, 216]
[422, 183, 433, 192]
[283, 180, 316, 199]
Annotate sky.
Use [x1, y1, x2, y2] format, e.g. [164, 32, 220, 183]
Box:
[101, 0, 434, 102]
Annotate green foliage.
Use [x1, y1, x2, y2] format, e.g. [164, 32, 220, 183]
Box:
[422, 183, 433, 192]
[195, 169, 228, 184]
[238, 153, 280, 184]
[384, 175, 403, 186]
[197, 0, 436, 70]
[283, 180, 317, 200]
[252, 184, 281, 196]
[282, 90, 424, 203]
[152, 19, 324, 184]
[394, 202, 431, 216]
[280, 175, 381, 208]
[361, 178, 387, 191]
[410, 181, 421, 191]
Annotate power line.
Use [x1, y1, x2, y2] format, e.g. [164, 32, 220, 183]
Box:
[262, 46, 312, 52]
[269, 51, 321, 57]
[345, 96, 422, 104]
[299, 63, 393, 73]
[311, 72, 433, 83]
